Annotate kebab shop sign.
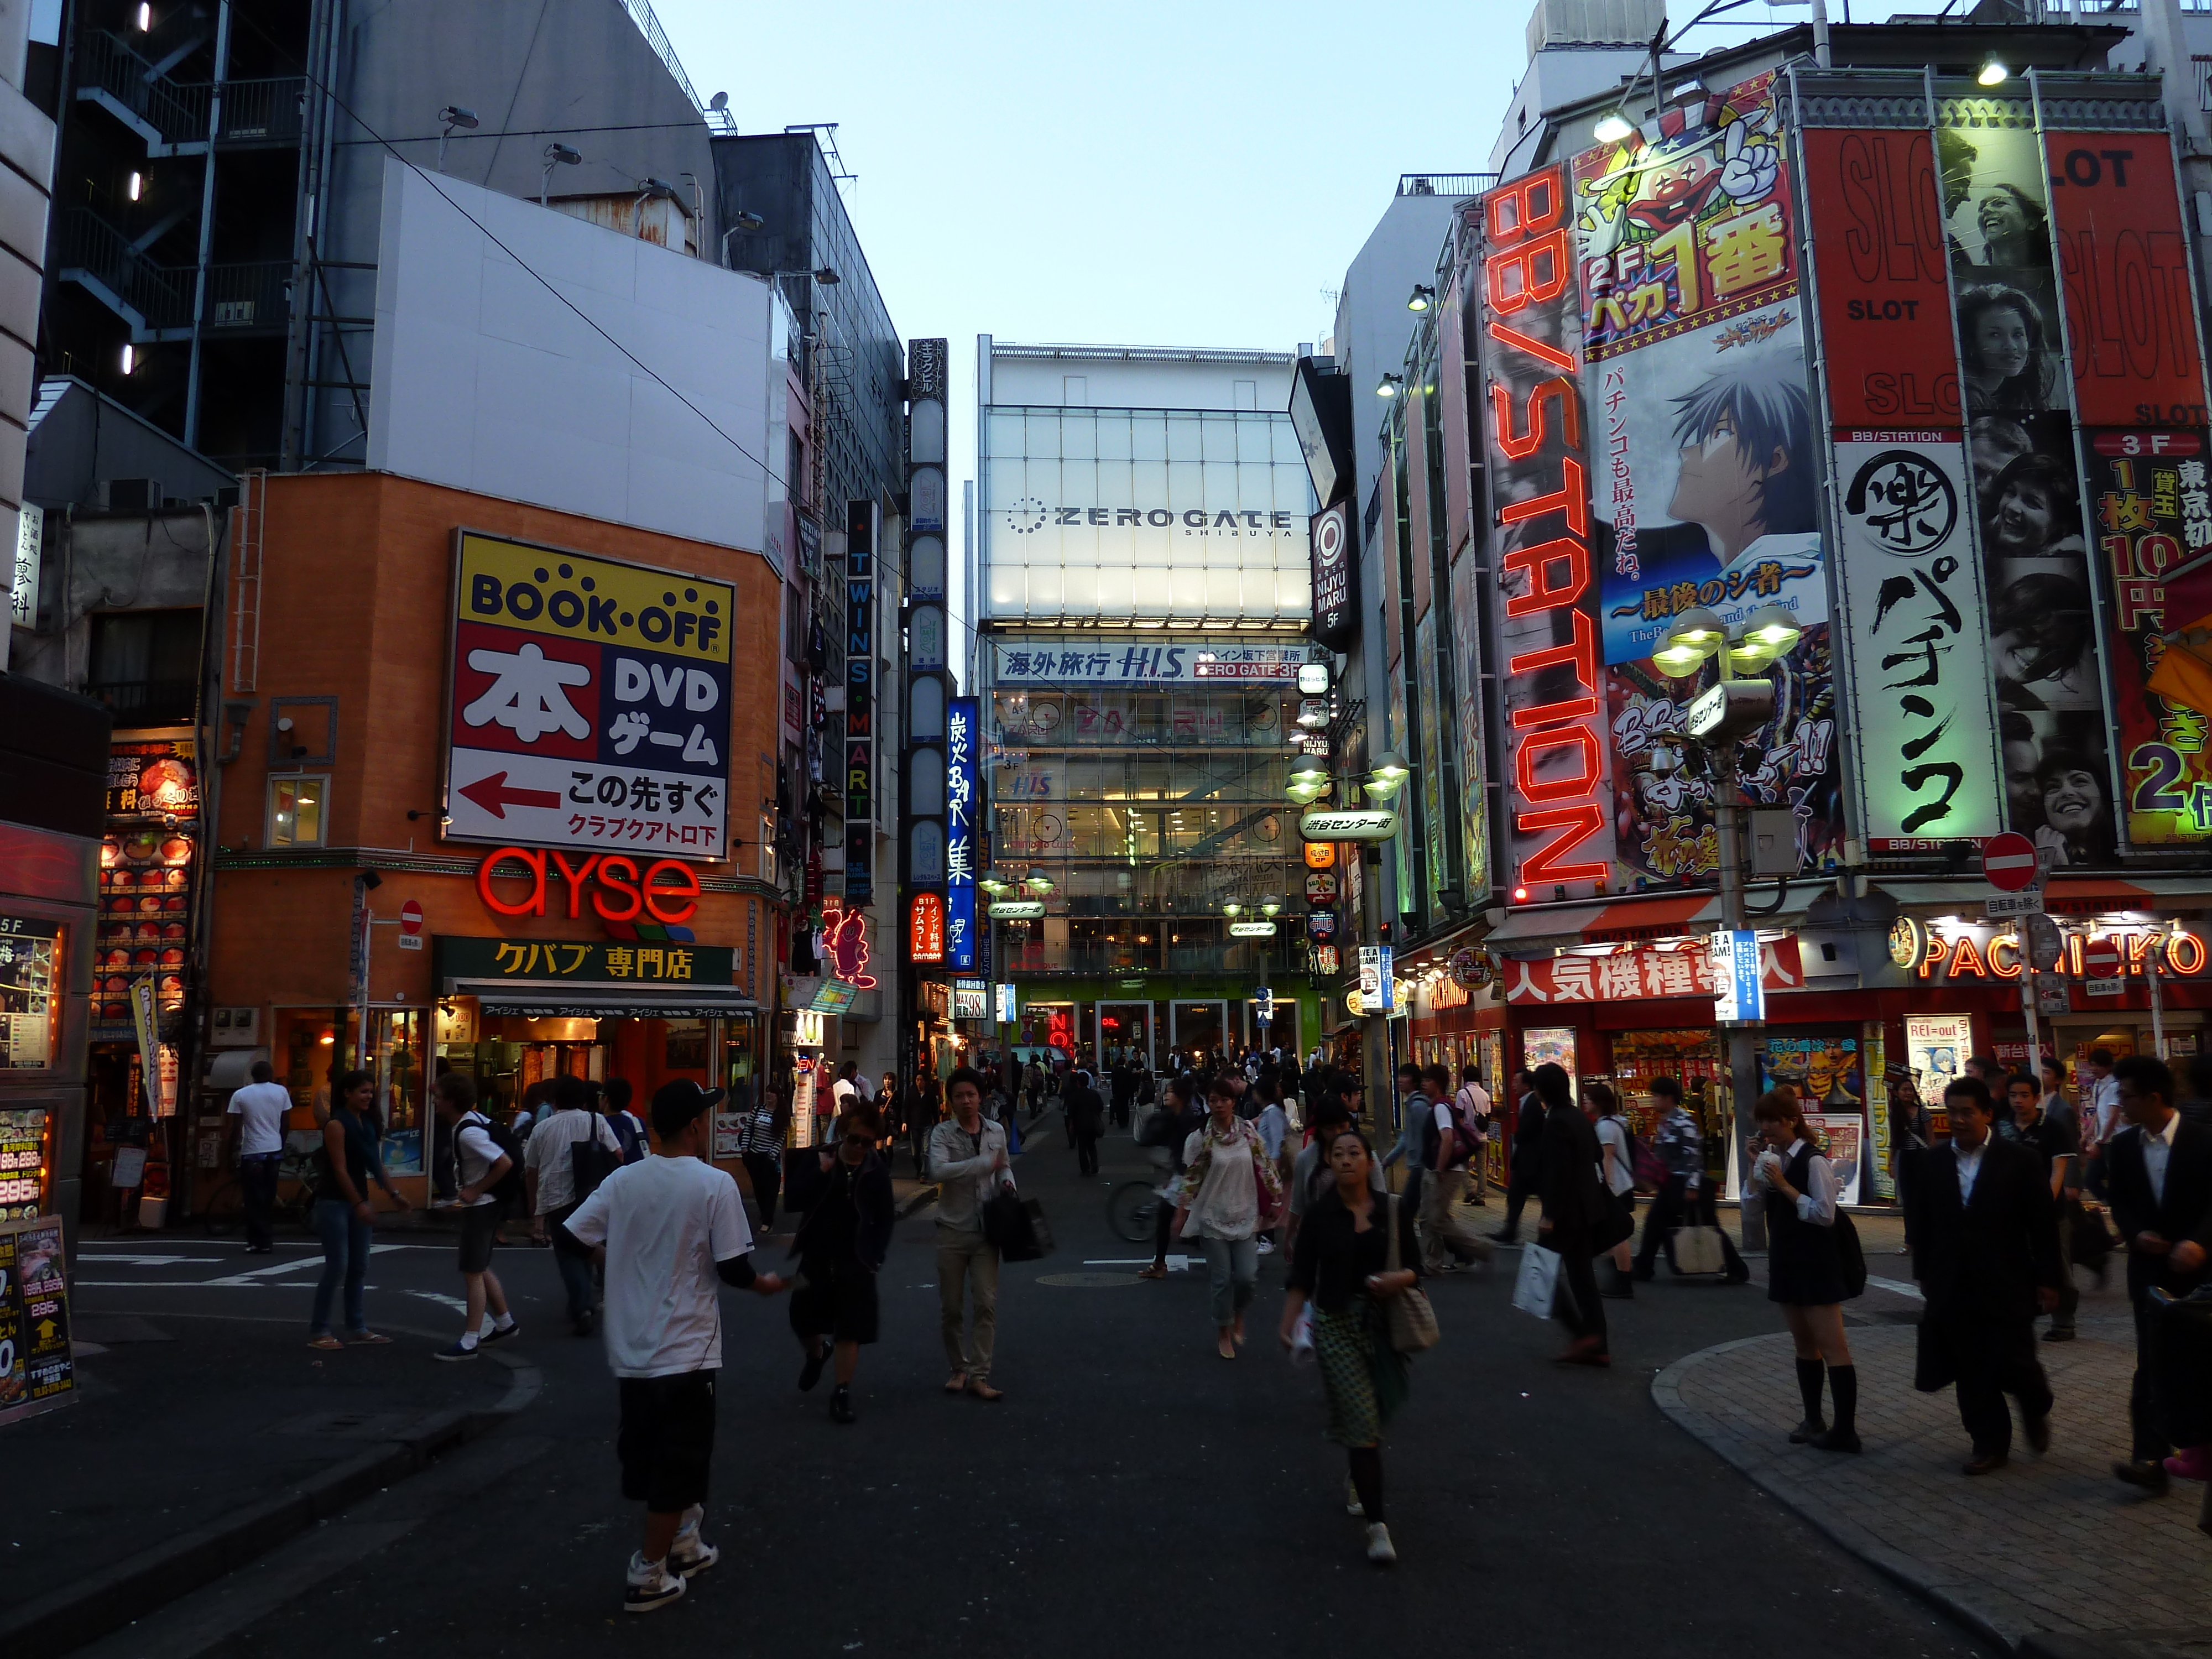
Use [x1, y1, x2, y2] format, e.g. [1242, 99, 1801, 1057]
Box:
[474, 847, 700, 925]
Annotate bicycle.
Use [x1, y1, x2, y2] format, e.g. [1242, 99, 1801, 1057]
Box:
[200, 1133, 323, 1236]
[1107, 1178, 1168, 1244]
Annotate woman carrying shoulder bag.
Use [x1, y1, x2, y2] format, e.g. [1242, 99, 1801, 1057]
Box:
[1172, 1073, 1285, 1356]
[1749, 1089, 1860, 1453]
[1280, 1124, 1422, 1566]
[1589, 1083, 1636, 1300]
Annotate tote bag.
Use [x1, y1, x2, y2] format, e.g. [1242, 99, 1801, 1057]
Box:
[1511, 1242, 1561, 1318]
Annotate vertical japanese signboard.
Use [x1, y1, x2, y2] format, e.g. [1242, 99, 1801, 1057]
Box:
[1801, 118, 2003, 842]
[1573, 72, 1840, 884]
[1478, 164, 1617, 898]
[0, 1215, 72, 1423]
[909, 893, 945, 964]
[945, 697, 978, 972]
[845, 500, 876, 904]
[446, 532, 733, 859]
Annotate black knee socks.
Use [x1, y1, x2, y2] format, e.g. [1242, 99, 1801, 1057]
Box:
[1348, 1446, 1385, 1525]
[1827, 1364, 1857, 1435]
[1795, 1357, 1826, 1427]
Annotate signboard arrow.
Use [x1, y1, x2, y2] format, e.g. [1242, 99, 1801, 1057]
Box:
[457, 771, 562, 820]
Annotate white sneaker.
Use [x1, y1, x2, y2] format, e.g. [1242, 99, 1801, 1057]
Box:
[1345, 1478, 1364, 1517]
[624, 1552, 688, 1613]
[669, 1505, 718, 1578]
[1256, 1237, 1275, 1255]
[1365, 1522, 1397, 1565]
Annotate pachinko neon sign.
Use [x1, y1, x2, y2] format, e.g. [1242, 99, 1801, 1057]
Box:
[1478, 166, 1614, 899]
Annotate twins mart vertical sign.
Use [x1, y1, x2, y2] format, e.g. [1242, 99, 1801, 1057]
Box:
[945, 697, 978, 973]
[845, 500, 877, 904]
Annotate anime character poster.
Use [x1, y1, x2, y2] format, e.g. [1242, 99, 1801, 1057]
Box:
[1574, 71, 1796, 364]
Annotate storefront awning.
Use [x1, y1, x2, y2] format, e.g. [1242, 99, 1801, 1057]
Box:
[450, 978, 760, 1020]
[1487, 883, 1839, 954]
[1871, 875, 2212, 917]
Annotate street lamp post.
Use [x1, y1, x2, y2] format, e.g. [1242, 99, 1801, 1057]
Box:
[1658, 603, 1799, 1251]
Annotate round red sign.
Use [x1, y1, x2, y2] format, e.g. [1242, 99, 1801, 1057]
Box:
[2082, 937, 2124, 980]
[399, 898, 425, 936]
[1981, 832, 2039, 893]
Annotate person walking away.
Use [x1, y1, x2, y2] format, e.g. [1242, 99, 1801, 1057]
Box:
[2176, 1055, 2212, 1130]
[525, 1074, 625, 1336]
[1535, 1063, 1614, 1366]
[1137, 1073, 1211, 1279]
[1634, 1076, 1744, 1281]
[1904, 1076, 2063, 1475]
[1747, 1090, 1859, 1452]
[1418, 1062, 1492, 1273]
[604, 1079, 648, 1165]
[1454, 1065, 1493, 1205]
[781, 1103, 893, 1424]
[1995, 1070, 2082, 1342]
[2083, 1048, 2121, 1198]
[1172, 1073, 1285, 1359]
[905, 1076, 937, 1181]
[433, 1072, 524, 1360]
[1067, 1068, 1107, 1176]
[1889, 1071, 1933, 1254]
[877, 1072, 901, 1162]
[928, 1066, 1013, 1400]
[1589, 1082, 1635, 1297]
[1280, 1124, 1422, 1566]
[1489, 1070, 1547, 1244]
[1285, 1090, 1386, 1256]
[557, 1079, 785, 1612]
[308, 1068, 411, 1348]
[225, 1059, 291, 1254]
[1379, 1063, 1430, 1197]
[831, 1061, 860, 1117]
[1255, 1075, 1291, 1256]
[2105, 1056, 2212, 1495]
[1110, 1062, 1133, 1132]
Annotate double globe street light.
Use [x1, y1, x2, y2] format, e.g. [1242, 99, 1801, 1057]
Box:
[1286, 751, 1411, 842]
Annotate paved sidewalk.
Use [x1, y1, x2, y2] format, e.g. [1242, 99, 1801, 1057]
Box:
[1656, 1315, 2212, 1655]
[1, 1311, 537, 1658]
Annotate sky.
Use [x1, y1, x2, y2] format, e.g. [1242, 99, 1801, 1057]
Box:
[650, 0, 1908, 640]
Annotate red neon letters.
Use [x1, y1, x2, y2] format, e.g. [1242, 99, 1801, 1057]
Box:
[474, 847, 702, 925]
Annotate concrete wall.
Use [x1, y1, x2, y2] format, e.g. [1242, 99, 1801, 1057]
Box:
[366, 159, 779, 559]
[8, 507, 218, 692]
[989, 347, 1293, 413]
[0, 0, 51, 670]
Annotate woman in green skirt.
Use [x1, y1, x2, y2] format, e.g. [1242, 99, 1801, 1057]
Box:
[1280, 1125, 1422, 1565]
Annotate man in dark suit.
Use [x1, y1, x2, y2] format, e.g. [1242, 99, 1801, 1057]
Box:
[1905, 1076, 2064, 1475]
[1489, 1069, 1547, 1244]
[1066, 1071, 1107, 1177]
[2105, 1055, 2212, 1495]
[1535, 1063, 1617, 1366]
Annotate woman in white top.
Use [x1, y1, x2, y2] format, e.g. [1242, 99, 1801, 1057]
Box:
[1588, 1083, 1636, 1295]
[1172, 1072, 1286, 1359]
[1747, 1089, 1859, 1454]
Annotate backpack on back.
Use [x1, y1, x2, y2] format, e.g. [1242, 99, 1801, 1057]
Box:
[464, 1112, 528, 1208]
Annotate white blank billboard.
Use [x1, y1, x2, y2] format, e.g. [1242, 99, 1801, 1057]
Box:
[368, 159, 779, 558]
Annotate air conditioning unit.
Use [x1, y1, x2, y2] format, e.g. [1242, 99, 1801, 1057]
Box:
[101, 478, 162, 511]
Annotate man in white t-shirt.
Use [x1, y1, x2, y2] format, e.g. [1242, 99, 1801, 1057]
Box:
[432, 1073, 521, 1360]
[560, 1079, 785, 1615]
[1454, 1064, 1494, 1204]
[225, 1060, 294, 1254]
[525, 1075, 625, 1337]
[1418, 1062, 1492, 1273]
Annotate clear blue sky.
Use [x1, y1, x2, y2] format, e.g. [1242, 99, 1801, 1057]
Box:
[653, 0, 1888, 643]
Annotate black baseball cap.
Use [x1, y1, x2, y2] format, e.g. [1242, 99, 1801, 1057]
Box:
[650, 1079, 725, 1139]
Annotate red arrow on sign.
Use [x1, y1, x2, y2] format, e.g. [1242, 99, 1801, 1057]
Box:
[1981, 831, 2041, 893]
[458, 771, 561, 820]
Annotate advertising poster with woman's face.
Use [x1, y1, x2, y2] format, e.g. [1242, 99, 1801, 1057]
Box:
[1939, 126, 2066, 421]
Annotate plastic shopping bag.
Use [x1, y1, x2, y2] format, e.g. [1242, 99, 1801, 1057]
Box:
[1288, 1303, 1316, 1367]
[1511, 1243, 1561, 1319]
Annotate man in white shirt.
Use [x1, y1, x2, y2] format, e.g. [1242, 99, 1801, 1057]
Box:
[927, 1066, 1013, 1400]
[1454, 1065, 1494, 1204]
[560, 1079, 785, 1614]
[432, 1073, 522, 1360]
[225, 1060, 293, 1254]
[525, 1075, 626, 1336]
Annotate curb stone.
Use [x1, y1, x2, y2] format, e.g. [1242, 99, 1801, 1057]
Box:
[0, 1324, 541, 1659]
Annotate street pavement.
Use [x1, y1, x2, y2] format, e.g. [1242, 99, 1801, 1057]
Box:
[17, 1120, 2013, 1659]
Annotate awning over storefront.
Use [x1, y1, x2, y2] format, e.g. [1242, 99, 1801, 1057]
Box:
[1485, 884, 1833, 954]
[450, 978, 761, 1020]
[1869, 875, 2212, 917]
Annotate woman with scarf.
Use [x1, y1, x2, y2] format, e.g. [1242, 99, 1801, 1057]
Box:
[1172, 1071, 1285, 1358]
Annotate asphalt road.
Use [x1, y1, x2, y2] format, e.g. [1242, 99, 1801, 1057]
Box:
[72, 1124, 1994, 1659]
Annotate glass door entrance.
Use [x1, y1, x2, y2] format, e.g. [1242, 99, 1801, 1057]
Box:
[1170, 1000, 1226, 1066]
[1097, 1002, 1154, 1070]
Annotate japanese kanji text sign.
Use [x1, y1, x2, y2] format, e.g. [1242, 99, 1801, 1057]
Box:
[445, 531, 734, 860]
[434, 935, 734, 986]
[945, 697, 978, 972]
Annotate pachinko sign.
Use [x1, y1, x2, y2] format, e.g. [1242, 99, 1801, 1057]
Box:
[1478, 164, 1616, 900]
[445, 531, 734, 860]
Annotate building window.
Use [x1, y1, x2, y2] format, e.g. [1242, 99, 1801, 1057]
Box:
[87, 608, 202, 727]
[268, 774, 327, 847]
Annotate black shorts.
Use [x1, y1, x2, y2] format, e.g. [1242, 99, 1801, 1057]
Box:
[457, 1201, 504, 1274]
[617, 1370, 717, 1512]
[789, 1256, 880, 1345]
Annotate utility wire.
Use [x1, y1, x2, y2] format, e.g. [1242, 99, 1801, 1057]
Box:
[226, 7, 791, 498]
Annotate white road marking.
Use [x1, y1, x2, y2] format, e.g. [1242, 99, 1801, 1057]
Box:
[1081, 1255, 1192, 1270]
[203, 1244, 404, 1287]
[71, 1254, 222, 1265]
[1863, 1275, 1924, 1301]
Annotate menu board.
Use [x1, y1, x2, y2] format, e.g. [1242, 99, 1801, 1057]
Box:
[0, 916, 58, 1070]
[0, 1215, 73, 1424]
[95, 827, 195, 1029]
[0, 1109, 46, 1222]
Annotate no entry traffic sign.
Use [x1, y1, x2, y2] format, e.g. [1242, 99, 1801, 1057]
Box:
[399, 899, 425, 936]
[1981, 832, 2040, 893]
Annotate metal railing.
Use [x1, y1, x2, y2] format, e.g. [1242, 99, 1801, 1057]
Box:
[617, 0, 733, 131]
[86, 679, 197, 724]
[61, 208, 193, 331]
[76, 29, 209, 145]
[999, 942, 1302, 976]
[210, 76, 307, 145]
[204, 262, 290, 329]
[1399, 173, 1496, 197]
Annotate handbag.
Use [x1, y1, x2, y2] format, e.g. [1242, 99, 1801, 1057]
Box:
[1382, 1194, 1440, 1353]
[570, 1118, 620, 1204]
[1511, 1241, 1561, 1318]
[1672, 1223, 1728, 1276]
[982, 1187, 1053, 1262]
